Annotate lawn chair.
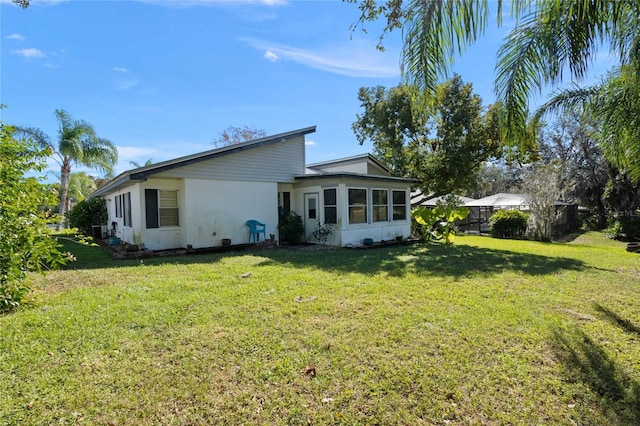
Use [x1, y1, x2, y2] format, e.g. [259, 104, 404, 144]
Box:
[245, 219, 267, 243]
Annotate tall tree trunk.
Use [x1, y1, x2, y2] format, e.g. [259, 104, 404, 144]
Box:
[57, 158, 71, 231]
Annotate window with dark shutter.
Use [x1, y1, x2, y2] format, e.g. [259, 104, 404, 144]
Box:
[145, 189, 159, 229]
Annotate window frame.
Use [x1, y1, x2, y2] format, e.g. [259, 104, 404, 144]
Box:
[392, 190, 407, 221]
[323, 187, 337, 225]
[145, 189, 179, 229]
[372, 188, 389, 223]
[348, 187, 368, 225]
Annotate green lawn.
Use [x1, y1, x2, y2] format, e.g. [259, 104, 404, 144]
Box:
[1, 233, 639, 424]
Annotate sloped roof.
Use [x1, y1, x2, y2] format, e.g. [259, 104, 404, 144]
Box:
[411, 191, 476, 207]
[306, 153, 390, 174]
[465, 193, 529, 207]
[92, 126, 316, 197]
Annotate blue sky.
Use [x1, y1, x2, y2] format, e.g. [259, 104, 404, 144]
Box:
[1, 0, 615, 180]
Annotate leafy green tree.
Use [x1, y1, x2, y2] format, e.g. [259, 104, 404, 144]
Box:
[1, 123, 70, 313]
[68, 172, 98, 210]
[16, 109, 117, 228]
[353, 76, 502, 196]
[68, 197, 108, 236]
[347, 0, 640, 177]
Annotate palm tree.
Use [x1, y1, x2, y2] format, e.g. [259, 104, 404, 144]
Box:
[129, 159, 154, 168]
[350, 0, 640, 177]
[16, 109, 118, 228]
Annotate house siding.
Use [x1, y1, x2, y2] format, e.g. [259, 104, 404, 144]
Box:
[182, 178, 278, 249]
[293, 176, 411, 246]
[153, 136, 305, 183]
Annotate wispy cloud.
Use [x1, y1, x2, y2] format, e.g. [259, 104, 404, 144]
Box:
[11, 48, 46, 58]
[113, 67, 129, 72]
[244, 38, 400, 78]
[305, 140, 317, 147]
[264, 50, 279, 62]
[6, 33, 26, 41]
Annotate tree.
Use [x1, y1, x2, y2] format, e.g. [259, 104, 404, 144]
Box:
[523, 162, 563, 242]
[16, 109, 117, 228]
[464, 159, 524, 199]
[353, 75, 502, 196]
[213, 125, 267, 147]
[1, 123, 70, 313]
[537, 108, 609, 228]
[129, 159, 154, 168]
[347, 0, 640, 177]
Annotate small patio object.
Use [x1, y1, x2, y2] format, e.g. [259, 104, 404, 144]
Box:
[245, 220, 267, 243]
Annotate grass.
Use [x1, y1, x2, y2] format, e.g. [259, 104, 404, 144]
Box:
[1, 232, 639, 424]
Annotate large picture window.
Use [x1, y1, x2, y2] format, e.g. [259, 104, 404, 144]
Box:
[323, 188, 337, 224]
[372, 189, 388, 222]
[392, 190, 407, 221]
[146, 189, 179, 228]
[348, 188, 367, 224]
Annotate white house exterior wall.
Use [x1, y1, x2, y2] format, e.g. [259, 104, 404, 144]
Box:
[181, 178, 278, 248]
[105, 183, 143, 246]
[132, 178, 185, 251]
[152, 136, 305, 183]
[293, 177, 411, 246]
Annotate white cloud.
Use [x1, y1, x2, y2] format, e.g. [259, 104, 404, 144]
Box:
[11, 47, 46, 58]
[305, 140, 317, 147]
[6, 33, 26, 41]
[244, 38, 400, 78]
[113, 67, 129, 72]
[264, 50, 279, 62]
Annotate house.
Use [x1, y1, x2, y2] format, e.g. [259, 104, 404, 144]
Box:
[91, 126, 416, 250]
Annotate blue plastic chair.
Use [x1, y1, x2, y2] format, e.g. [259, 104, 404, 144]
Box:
[245, 219, 267, 243]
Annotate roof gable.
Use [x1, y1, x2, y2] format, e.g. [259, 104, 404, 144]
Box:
[306, 154, 390, 176]
[92, 126, 315, 197]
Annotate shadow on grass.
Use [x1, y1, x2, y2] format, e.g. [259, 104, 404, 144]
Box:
[256, 241, 588, 279]
[59, 236, 588, 279]
[552, 326, 640, 424]
[594, 303, 640, 337]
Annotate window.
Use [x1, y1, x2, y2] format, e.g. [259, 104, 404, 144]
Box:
[278, 191, 291, 213]
[307, 197, 317, 219]
[123, 192, 132, 227]
[145, 189, 179, 228]
[372, 189, 388, 222]
[393, 190, 407, 220]
[348, 188, 367, 224]
[115, 195, 122, 218]
[323, 188, 337, 224]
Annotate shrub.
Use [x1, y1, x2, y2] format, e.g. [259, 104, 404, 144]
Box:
[1, 125, 70, 313]
[278, 209, 304, 245]
[490, 209, 529, 239]
[310, 220, 334, 245]
[68, 197, 107, 236]
[606, 215, 640, 241]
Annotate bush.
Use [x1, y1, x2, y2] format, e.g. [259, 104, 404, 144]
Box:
[68, 197, 107, 236]
[1, 125, 70, 313]
[278, 209, 304, 245]
[606, 215, 640, 241]
[490, 209, 529, 239]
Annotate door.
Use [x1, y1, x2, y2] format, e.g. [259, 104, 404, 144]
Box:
[304, 193, 319, 241]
